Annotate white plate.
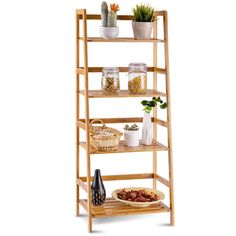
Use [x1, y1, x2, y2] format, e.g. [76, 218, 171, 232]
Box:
[112, 187, 165, 207]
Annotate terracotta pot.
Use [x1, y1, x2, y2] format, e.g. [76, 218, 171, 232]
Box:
[132, 21, 153, 39]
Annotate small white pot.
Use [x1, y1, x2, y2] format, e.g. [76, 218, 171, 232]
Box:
[100, 26, 119, 39]
[132, 21, 153, 39]
[124, 130, 140, 147]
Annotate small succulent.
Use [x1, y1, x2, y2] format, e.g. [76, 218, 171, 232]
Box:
[101, 2, 120, 27]
[124, 124, 139, 131]
[132, 3, 155, 22]
[141, 97, 167, 113]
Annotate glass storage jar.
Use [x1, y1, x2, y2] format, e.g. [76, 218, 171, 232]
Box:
[101, 67, 120, 95]
[128, 63, 147, 94]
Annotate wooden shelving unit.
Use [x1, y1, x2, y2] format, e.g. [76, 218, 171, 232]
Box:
[76, 9, 174, 232]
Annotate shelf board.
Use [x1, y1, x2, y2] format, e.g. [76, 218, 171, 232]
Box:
[80, 140, 168, 154]
[77, 67, 167, 74]
[80, 198, 170, 218]
[79, 89, 166, 98]
[79, 37, 165, 43]
[77, 11, 166, 20]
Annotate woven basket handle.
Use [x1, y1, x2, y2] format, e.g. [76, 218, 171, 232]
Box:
[90, 119, 106, 128]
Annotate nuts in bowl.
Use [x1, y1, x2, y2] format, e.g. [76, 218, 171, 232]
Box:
[112, 187, 165, 207]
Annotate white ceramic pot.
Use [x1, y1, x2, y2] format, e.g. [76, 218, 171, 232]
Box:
[100, 26, 119, 39]
[132, 21, 153, 39]
[124, 130, 140, 147]
[142, 112, 153, 145]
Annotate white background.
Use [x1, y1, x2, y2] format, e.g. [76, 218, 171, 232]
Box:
[0, 0, 236, 235]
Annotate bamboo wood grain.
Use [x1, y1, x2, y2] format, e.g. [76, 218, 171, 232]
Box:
[80, 173, 154, 182]
[155, 174, 170, 187]
[153, 12, 158, 190]
[79, 89, 166, 98]
[78, 37, 164, 43]
[77, 11, 166, 20]
[75, 9, 174, 230]
[82, 10, 92, 232]
[80, 140, 168, 154]
[79, 198, 170, 218]
[77, 66, 166, 74]
[76, 68, 84, 75]
[75, 12, 80, 217]
[77, 178, 88, 192]
[163, 11, 175, 225]
[78, 117, 168, 127]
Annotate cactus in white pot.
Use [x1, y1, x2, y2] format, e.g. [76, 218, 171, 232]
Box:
[100, 2, 120, 39]
[124, 124, 140, 147]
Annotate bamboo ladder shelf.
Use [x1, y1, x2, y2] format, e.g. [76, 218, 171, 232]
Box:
[76, 9, 174, 233]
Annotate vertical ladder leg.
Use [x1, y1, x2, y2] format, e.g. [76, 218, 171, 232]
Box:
[82, 9, 93, 233]
[76, 12, 80, 216]
[163, 11, 175, 225]
[152, 12, 158, 190]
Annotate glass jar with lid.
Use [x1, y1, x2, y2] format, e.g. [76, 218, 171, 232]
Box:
[128, 63, 147, 94]
[101, 67, 120, 95]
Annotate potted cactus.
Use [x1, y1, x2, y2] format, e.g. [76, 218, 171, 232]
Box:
[124, 124, 140, 147]
[132, 3, 155, 39]
[100, 2, 120, 39]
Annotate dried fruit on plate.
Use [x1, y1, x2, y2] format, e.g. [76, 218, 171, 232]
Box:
[117, 189, 159, 202]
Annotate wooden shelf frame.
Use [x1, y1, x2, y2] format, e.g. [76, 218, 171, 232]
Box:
[77, 173, 170, 194]
[76, 9, 174, 232]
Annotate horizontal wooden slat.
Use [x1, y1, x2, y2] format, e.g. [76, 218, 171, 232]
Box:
[79, 89, 166, 98]
[80, 173, 154, 182]
[77, 67, 166, 74]
[80, 198, 170, 218]
[78, 14, 134, 20]
[78, 37, 165, 43]
[76, 178, 88, 192]
[155, 174, 170, 187]
[76, 11, 166, 19]
[154, 118, 168, 127]
[154, 67, 167, 74]
[78, 117, 168, 128]
[80, 140, 168, 154]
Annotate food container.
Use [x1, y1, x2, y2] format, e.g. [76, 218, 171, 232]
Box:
[101, 67, 120, 95]
[128, 63, 147, 94]
[90, 119, 123, 151]
[112, 187, 165, 207]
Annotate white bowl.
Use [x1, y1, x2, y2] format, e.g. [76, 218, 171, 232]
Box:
[100, 26, 119, 39]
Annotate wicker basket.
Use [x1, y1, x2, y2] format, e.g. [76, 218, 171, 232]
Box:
[90, 119, 123, 151]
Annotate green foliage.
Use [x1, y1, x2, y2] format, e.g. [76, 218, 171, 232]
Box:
[141, 97, 167, 113]
[132, 3, 155, 22]
[124, 124, 139, 131]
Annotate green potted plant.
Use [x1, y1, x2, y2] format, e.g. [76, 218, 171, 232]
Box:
[132, 3, 155, 39]
[123, 124, 139, 147]
[141, 97, 167, 145]
[100, 2, 120, 39]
